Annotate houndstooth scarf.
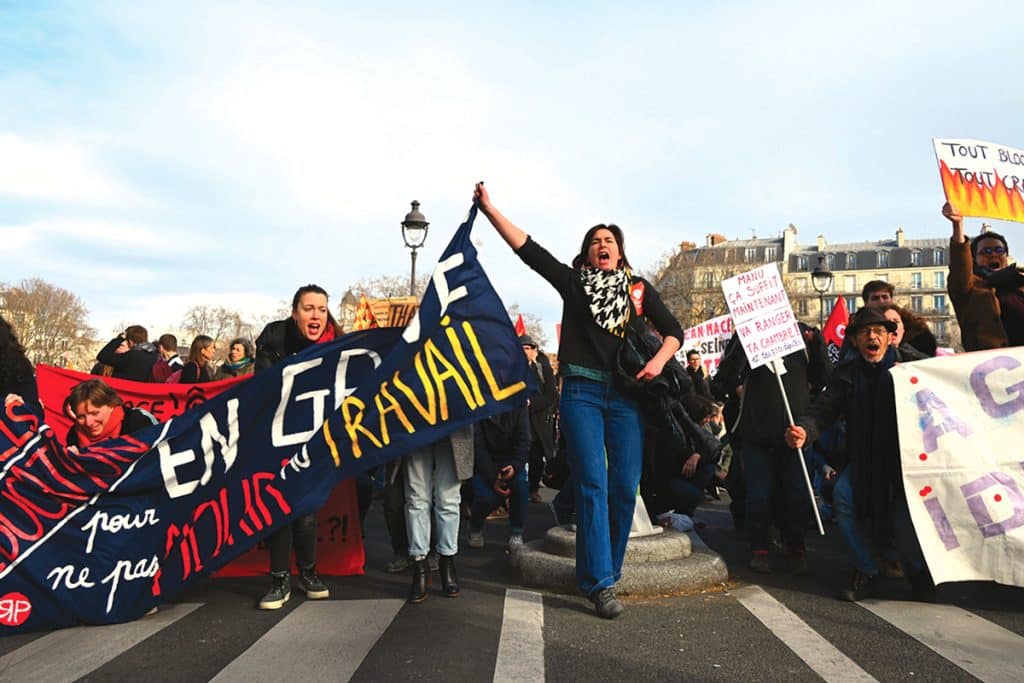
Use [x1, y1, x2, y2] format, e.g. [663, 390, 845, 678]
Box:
[579, 266, 631, 337]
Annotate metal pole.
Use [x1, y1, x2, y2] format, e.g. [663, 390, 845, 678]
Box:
[818, 293, 825, 328]
[770, 358, 825, 536]
[410, 248, 418, 297]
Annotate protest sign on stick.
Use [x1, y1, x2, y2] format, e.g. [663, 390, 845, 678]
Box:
[681, 314, 733, 377]
[722, 264, 823, 535]
[933, 137, 1024, 224]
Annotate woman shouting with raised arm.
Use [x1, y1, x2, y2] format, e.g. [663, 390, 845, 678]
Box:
[474, 183, 682, 618]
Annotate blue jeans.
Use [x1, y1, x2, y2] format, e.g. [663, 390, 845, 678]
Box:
[744, 441, 809, 554]
[668, 461, 717, 517]
[404, 438, 461, 559]
[833, 468, 926, 576]
[469, 467, 528, 534]
[559, 376, 643, 596]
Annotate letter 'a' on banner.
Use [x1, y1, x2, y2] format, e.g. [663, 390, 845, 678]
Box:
[933, 137, 1024, 224]
[893, 349, 1024, 588]
[721, 264, 823, 536]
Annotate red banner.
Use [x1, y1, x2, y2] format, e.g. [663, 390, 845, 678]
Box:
[35, 365, 365, 577]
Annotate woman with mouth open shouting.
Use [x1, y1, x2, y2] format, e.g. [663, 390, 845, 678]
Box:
[253, 284, 343, 610]
[474, 183, 683, 619]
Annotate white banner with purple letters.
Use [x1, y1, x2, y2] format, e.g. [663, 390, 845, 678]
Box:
[893, 349, 1024, 587]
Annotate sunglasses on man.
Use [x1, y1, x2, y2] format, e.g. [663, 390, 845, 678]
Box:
[979, 246, 1007, 256]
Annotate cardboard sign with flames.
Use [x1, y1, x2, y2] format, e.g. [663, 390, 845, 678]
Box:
[933, 138, 1024, 224]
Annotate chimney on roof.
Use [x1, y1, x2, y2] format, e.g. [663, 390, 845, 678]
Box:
[706, 233, 727, 247]
[679, 240, 696, 251]
[817, 234, 826, 251]
[896, 227, 905, 247]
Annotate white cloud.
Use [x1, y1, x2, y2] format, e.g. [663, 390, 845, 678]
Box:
[0, 133, 139, 203]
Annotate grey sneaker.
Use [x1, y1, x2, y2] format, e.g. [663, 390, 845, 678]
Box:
[297, 567, 329, 599]
[507, 534, 524, 550]
[590, 588, 623, 619]
[385, 554, 411, 573]
[258, 572, 291, 610]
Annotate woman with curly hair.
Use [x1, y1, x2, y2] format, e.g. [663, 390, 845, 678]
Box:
[0, 316, 41, 416]
[214, 338, 255, 379]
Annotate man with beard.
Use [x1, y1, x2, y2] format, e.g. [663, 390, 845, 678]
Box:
[944, 202, 1024, 351]
[785, 307, 934, 602]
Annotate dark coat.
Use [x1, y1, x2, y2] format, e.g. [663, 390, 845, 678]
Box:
[948, 236, 1023, 351]
[96, 336, 158, 383]
[527, 353, 557, 459]
[710, 327, 831, 450]
[473, 406, 530, 484]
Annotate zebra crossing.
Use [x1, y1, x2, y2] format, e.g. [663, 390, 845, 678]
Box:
[0, 584, 1021, 682]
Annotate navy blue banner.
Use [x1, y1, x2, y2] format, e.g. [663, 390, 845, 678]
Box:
[0, 204, 535, 634]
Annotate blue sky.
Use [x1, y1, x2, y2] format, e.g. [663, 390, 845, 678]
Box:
[1, 1, 1022, 344]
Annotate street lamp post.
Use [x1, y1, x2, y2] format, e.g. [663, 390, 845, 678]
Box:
[811, 255, 834, 328]
[401, 200, 429, 297]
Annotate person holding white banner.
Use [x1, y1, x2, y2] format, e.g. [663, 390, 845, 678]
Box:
[785, 307, 934, 602]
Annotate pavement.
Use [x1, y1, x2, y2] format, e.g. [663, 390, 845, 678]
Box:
[1, 487, 1022, 682]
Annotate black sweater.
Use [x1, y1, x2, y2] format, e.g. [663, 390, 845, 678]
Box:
[516, 237, 683, 374]
[96, 337, 157, 383]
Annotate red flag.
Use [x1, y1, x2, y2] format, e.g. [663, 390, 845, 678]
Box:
[822, 296, 849, 364]
[514, 313, 526, 336]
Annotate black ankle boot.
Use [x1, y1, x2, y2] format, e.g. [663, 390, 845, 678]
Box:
[408, 558, 430, 604]
[439, 554, 459, 597]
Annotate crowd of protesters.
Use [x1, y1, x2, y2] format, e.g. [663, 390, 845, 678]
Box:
[1, 197, 1019, 621]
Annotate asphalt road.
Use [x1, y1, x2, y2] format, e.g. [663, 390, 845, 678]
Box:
[1, 490, 1021, 682]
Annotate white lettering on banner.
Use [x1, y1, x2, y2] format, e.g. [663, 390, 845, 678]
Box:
[403, 253, 469, 343]
[101, 555, 160, 613]
[159, 399, 240, 499]
[893, 349, 1024, 588]
[334, 348, 382, 405]
[47, 564, 95, 590]
[273, 359, 328, 447]
[81, 508, 160, 554]
[280, 444, 312, 480]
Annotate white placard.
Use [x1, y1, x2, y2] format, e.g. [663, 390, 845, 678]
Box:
[721, 264, 804, 370]
[893, 349, 1024, 587]
[681, 314, 733, 377]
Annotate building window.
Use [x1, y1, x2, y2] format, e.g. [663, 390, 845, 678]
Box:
[745, 247, 757, 262]
[911, 295, 923, 312]
[933, 294, 946, 312]
[847, 253, 857, 269]
[934, 320, 947, 339]
[911, 250, 922, 266]
[703, 271, 715, 288]
[825, 297, 836, 315]
[934, 249, 945, 265]
[797, 255, 808, 271]
[765, 246, 777, 262]
[844, 275, 856, 292]
[910, 272, 922, 289]
[826, 253, 835, 268]
[934, 271, 946, 288]
[798, 299, 808, 316]
[878, 252, 889, 267]
[845, 296, 858, 313]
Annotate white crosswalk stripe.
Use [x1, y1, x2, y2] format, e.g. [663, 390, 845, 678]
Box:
[0, 603, 202, 683]
[860, 599, 1024, 683]
[211, 599, 405, 683]
[494, 589, 545, 683]
[733, 585, 877, 682]
[0, 588, 1021, 680]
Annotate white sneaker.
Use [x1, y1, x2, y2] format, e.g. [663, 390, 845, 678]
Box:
[468, 531, 485, 548]
[507, 534, 524, 551]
